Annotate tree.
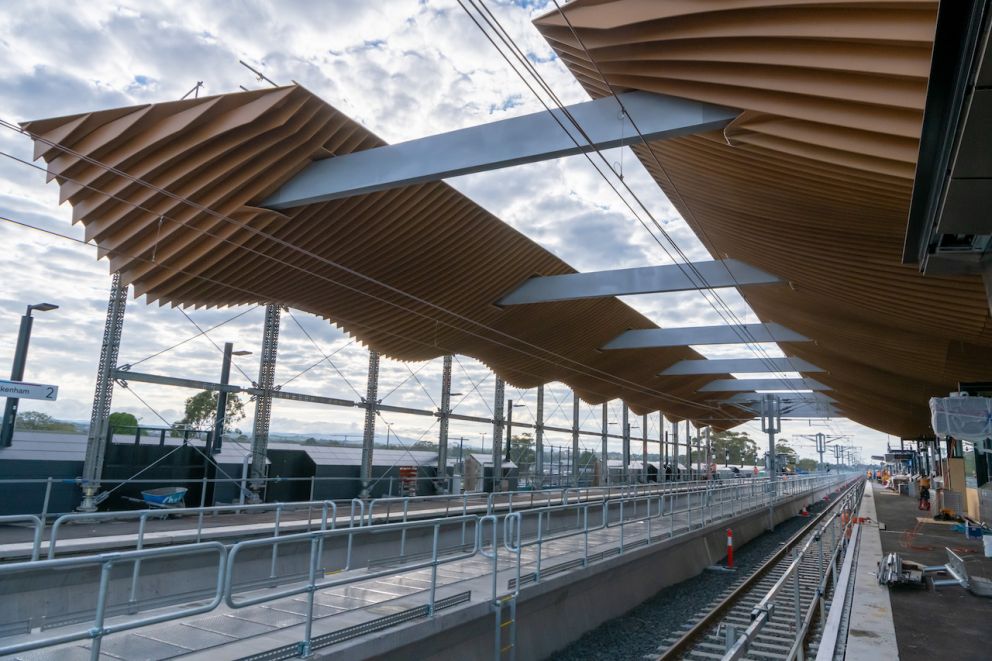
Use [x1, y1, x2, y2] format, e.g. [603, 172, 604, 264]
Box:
[709, 430, 758, 466]
[796, 458, 818, 473]
[173, 390, 245, 431]
[14, 411, 76, 432]
[108, 411, 139, 435]
[509, 433, 535, 468]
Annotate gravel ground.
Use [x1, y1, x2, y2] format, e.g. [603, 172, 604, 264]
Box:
[546, 498, 831, 661]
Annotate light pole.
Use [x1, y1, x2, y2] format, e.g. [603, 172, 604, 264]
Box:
[505, 400, 525, 462]
[213, 343, 250, 454]
[1, 303, 58, 447]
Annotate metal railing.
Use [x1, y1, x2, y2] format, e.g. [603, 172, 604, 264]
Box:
[43, 499, 339, 560]
[724, 481, 864, 661]
[0, 542, 227, 661]
[0, 474, 847, 659]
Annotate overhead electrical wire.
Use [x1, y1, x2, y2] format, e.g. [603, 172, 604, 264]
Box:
[0, 144, 734, 420]
[458, 0, 836, 424]
[0, 213, 749, 424]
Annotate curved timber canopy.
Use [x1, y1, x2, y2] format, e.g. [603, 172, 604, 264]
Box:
[21, 85, 745, 428]
[535, 0, 992, 438]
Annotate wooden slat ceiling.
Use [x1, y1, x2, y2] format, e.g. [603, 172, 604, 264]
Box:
[21, 85, 750, 428]
[535, 0, 992, 438]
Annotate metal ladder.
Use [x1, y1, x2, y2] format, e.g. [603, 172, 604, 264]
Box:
[494, 593, 517, 660]
[481, 513, 522, 661]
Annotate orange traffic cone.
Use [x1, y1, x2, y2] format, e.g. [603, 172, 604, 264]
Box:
[799, 505, 811, 517]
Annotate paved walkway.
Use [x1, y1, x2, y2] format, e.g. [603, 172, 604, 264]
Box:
[857, 482, 992, 661]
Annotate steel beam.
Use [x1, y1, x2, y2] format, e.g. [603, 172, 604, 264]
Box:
[263, 91, 737, 209]
[660, 412, 666, 473]
[491, 377, 505, 493]
[359, 350, 379, 499]
[660, 356, 822, 376]
[622, 403, 630, 481]
[603, 322, 807, 350]
[498, 259, 779, 305]
[721, 392, 836, 405]
[572, 393, 580, 486]
[699, 378, 831, 392]
[641, 413, 648, 482]
[437, 355, 452, 492]
[671, 420, 679, 475]
[250, 304, 281, 496]
[535, 385, 544, 487]
[601, 403, 608, 486]
[79, 273, 128, 512]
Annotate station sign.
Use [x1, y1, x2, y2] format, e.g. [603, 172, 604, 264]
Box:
[0, 379, 59, 401]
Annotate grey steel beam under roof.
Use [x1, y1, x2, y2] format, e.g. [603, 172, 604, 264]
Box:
[497, 259, 779, 305]
[660, 356, 822, 376]
[602, 322, 809, 350]
[263, 91, 737, 209]
[698, 378, 831, 392]
[720, 392, 836, 405]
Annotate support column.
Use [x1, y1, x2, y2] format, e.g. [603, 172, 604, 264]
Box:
[213, 342, 233, 454]
[437, 355, 452, 493]
[705, 426, 711, 478]
[761, 393, 781, 530]
[535, 385, 544, 487]
[641, 413, 649, 483]
[491, 377, 505, 492]
[601, 403, 609, 485]
[671, 420, 679, 480]
[250, 304, 281, 499]
[359, 349, 379, 499]
[79, 273, 128, 512]
[572, 393, 580, 486]
[622, 403, 630, 483]
[815, 432, 826, 470]
[685, 419, 692, 480]
[659, 412, 666, 479]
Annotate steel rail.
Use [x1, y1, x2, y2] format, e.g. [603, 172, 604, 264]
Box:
[657, 477, 862, 660]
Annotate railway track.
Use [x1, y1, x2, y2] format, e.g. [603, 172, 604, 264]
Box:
[654, 478, 864, 661]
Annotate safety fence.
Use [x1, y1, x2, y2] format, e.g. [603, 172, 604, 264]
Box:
[6, 477, 782, 562]
[0, 473, 847, 659]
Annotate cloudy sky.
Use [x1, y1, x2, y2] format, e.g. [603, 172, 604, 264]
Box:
[0, 0, 890, 462]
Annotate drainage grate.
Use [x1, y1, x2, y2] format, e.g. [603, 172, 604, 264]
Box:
[236, 591, 472, 661]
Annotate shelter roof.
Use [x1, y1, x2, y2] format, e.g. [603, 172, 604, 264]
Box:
[21, 86, 750, 428]
[535, 0, 992, 437]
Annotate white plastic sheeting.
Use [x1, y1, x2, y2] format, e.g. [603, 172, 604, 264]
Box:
[930, 395, 992, 442]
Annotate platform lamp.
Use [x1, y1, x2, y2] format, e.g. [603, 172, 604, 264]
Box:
[1, 303, 59, 447]
[212, 343, 251, 454]
[505, 400, 526, 462]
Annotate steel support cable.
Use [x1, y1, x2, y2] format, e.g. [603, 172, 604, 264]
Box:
[176, 307, 256, 385]
[122, 305, 260, 370]
[0, 214, 748, 423]
[462, 1, 819, 418]
[402, 362, 440, 409]
[0, 149, 731, 418]
[547, 0, 833, 420]
[452, 354, 495, 416]
[285, 308, 364, 399]
[276, 337, 357, 390]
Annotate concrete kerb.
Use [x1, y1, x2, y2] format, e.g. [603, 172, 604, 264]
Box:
[845, 484, 898, 661]
[313, 480, 845, 660]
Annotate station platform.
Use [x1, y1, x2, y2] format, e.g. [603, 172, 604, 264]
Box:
[848, 482, 992, 661]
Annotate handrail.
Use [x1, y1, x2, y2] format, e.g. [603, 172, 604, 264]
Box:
[0, 473, 848, 659]
[0, 542, 227, 659]
[46, 499, 338, 559]
[0, 514, 43, 561]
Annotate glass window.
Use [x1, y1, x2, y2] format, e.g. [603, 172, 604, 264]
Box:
[964, 440, 978, 489]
